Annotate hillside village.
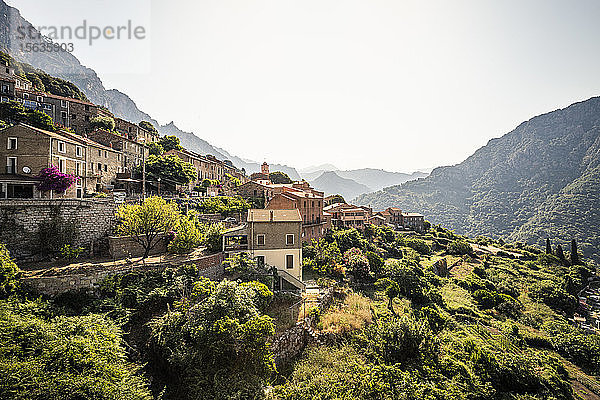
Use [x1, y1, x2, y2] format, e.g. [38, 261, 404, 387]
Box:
[0, 54, 600, 400]
[0, 60, 426, 288]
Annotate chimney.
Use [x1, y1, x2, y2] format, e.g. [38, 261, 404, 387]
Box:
[270, 210, 274, 222]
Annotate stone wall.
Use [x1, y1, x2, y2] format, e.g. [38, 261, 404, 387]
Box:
[0, 199, 118, 262]
[21, 252, 225, 296]
[108, 234, 167, 259]
[270, 287, 336, 366]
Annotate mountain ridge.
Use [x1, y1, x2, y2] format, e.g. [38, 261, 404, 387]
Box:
[355, 96, 600, 260]
[0, 0, 301, 177]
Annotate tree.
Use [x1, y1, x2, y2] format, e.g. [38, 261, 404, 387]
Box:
[143, 154, 197, 185]
[139, 120, 158, 136]
[0, 100, 26, 122]
[148, 141, 164, 156]
[328, 194, 346, 204]
[116, 196, 181, 259]
[269, 171, 292, 184]
[90, 115, 115, 131]
[0, 243, 20, 298]
[168, 213, 202, 254]
[148, 280, 275, 399]
[546, 238, 552, 254]
[344, 247, 370, 280]
[159, 135, 183, 152]
[26, 110, 55, 131]
[35, 165, 78, 194]
[201, 222, 225, 254]
[556, 244, 565, 261]
[570, 239, 580, 265]
[376, 278, 400, 314]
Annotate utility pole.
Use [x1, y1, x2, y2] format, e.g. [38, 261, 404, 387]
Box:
[140, 139, 146, 201]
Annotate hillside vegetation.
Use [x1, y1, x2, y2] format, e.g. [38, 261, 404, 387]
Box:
[0, 51, 88, 101]
[355, 97, 600, 262]
[2, 218, 600, 399]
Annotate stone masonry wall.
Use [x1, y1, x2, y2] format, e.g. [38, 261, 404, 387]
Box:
[270, 287, 335, 366]
[108, 234, 167, 259]
[22, 252, 225, 296]
[0, 199, 118, 262]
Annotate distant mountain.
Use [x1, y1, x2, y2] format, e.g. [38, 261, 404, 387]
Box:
[301, 168, 428, 192]
[0, 0, 301, 179]
[299, 164, 339, 174]
[355, 97, 600, 261]
[309, 171, 372, 201]
[339, 169, 428, 192]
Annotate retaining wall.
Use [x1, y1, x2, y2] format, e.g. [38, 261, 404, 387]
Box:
[0, 199, 118, 262]
[21, 252, 225, 296]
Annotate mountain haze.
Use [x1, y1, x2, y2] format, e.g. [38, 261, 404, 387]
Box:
[0, 0, 301, 177]
[309, 171, 372, 201]
[356, 96, 600, 261]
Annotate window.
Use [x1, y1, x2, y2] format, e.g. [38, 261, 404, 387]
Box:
[61, 100, 67, 108]
[286, 255, 294, 269]
[256, 234, 265, 246]
[1, 84, 8, 93]
[76, 146, 83, 157]
[7, 137, 17, 150]
[104, 151, 108, 158]
[104, 164, 107, 172]
[286, 234, 294, 245]
[85, 116, 90, 121]
[23, 93, 29, 99]
[75, 162, 81, 176]
[98, 149, 102, 157]
[37, 96, 43, 102]
[60, 111, 67, 119]
[57, 141, 65, 153]
[90, 162, 94, 172]
[256, 256, 265, 267]
[58, 158, 66, 173]
[97, 163, 102, 172]
[117, 154, 121, 161]
[6, 157, 16, 174]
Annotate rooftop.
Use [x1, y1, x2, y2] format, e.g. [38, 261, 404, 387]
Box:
[247, 209, 302, 222]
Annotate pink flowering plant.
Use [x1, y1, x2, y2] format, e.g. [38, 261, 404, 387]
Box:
[35, 165, 79, 194]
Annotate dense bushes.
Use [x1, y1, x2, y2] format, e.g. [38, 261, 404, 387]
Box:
[448, 240, 473, 255]
[529, 280, 577, 314]
[0, 300, 151, 400]
[148, 280, 275, 399]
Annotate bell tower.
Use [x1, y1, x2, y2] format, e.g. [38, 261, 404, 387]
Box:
[261, 162, 270, 175]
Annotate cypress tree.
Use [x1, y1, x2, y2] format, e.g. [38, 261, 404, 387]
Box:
[556, 244, 565, 261]
[545, 238, 552, 254]
[570, 239, 580, 265]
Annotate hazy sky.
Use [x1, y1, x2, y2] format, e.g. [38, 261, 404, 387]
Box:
[6, 0, 600, 172]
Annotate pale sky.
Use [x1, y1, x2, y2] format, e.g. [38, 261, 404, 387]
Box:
[6, 0, 600, 172]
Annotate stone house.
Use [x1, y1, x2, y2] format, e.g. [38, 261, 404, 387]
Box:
[114, 117, 158, 144]
[266, 184, 328, 243]
[0, 124, 86, 198]
[86, 129, 147, 174]
[56, 131, 123, 194]
[402, 212, 425, 233]
[222, 209, 304, 290]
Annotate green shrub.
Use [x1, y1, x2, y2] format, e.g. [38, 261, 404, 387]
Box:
[529, 280, 577, 314]
[59, 244, 84, 261]
[168, 214, 202, 254]
[0, 244, 20, 298]
[447, 240, 473, 255]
